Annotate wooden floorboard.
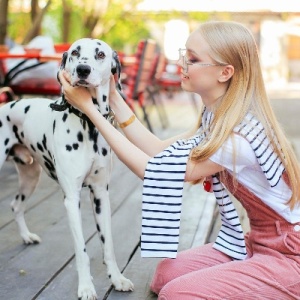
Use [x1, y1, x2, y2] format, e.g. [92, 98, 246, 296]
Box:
[1, 91, 215, 300]
[2, 90, 296, 299]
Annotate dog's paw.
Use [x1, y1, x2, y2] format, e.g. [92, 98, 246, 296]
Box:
[78, 285, 97, 300]
[113, 275, 134, 292]
[22, 232, 41, 244]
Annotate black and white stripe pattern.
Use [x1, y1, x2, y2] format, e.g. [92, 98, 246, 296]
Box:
[236, 113, 285, 187]
[141, 110, 284, 259]
[212, 175, 247, 260]
[141, 136, 201, 257]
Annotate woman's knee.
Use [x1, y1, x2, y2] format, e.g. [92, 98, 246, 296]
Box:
[150, 258, 177, 294]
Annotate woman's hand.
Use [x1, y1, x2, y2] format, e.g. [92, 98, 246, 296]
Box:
[58, 70, 94, 115]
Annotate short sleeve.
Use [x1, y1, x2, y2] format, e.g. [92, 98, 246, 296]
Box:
[209, 134, 258, 174]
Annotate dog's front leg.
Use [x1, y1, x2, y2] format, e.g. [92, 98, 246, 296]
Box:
[64, 192, 97, 300]
[90, 183, 134, 292]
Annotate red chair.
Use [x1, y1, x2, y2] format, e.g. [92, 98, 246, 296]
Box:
[0, 87, 16, 105]
[121, 39, 159, 132]
[153, 55, 199, 113]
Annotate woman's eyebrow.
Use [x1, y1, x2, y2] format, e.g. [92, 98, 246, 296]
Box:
[186, 48, 200, 56]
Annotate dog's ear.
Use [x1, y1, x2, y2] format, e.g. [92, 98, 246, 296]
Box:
[60, 51, 68, 70]
[57, 51, 68, 85]
[111, 50, 122, 92]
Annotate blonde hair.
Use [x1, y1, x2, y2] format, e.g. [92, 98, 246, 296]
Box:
[191, 21, 300, 209]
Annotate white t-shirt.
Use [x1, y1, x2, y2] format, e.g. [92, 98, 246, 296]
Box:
[209, 134, 300, 224]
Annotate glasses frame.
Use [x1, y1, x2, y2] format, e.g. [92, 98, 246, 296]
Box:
[178, 48, 227, 72]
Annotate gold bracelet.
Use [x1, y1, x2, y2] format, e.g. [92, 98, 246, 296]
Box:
[118, 115, 136, 129]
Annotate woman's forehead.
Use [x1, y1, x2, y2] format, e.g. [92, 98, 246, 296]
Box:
[186, 31, 211, 56]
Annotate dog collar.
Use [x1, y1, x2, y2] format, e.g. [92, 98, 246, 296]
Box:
[50, 97, 116, 125]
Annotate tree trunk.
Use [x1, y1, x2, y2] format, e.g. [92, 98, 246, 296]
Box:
[22, 0, 52, 44]
[62, 0, 72, 43]
[0, 0, 9, 45]
[31, 0, 40, 22]
[83, 0, 109, 37]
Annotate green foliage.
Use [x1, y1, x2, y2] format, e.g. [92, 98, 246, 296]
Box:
[6, 0, 210, 51]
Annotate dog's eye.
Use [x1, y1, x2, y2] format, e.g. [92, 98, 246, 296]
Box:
[71, 50, 79, 56]
[97, 51, 105, 59]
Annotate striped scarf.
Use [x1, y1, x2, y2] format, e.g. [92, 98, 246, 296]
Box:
[141, 110, 285, 259]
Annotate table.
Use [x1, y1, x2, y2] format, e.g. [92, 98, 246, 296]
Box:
[0, 52, 62, 61]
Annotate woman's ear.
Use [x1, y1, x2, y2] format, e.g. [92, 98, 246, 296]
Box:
[218, 65, 234, 83]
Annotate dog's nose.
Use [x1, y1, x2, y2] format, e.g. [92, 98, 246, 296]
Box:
[76, 64, 91, 79]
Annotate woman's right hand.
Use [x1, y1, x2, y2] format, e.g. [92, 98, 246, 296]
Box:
[58, 70, 95, 115]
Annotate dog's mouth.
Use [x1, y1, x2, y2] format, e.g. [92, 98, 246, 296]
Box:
[75, 79, 89, 86]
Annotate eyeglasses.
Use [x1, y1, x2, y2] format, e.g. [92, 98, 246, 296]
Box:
[178, 48, 227, 72]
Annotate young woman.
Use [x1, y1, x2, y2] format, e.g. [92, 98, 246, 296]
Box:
[59, 21, 300, 299]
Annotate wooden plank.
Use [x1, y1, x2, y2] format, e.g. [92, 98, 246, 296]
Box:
[36, 181, 143, 300]
[0, 155, 141, 299]
[107, 183, 216, 299]
[107, 249, 160, 300]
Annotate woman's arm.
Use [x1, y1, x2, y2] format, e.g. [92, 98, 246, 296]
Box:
[59, 71, 194, 156]
[109, 87, 194, 156]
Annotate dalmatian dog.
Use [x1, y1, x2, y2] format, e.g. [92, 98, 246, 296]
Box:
[0, 38, 134, 299]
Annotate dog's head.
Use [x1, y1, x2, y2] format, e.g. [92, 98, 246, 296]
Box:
[52, 38, 122, 115]
[60, 38, 121, 89]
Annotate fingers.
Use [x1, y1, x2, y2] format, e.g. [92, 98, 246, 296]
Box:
[58, 70, 71, 87]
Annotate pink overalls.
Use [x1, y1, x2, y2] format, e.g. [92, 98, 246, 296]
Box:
[151, 173, 300, 299]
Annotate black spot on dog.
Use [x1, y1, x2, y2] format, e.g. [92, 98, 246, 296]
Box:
[100, 235, 105, 243]
[37, 142, 44, 152]
[77, 132, 83, 142]
[7, 115, 10, 122]
[16, 194, 19, 200]
[93, 144, 98, 153]
[73, 143, 79, 150]
[106, 184, 109, 191]
[94, 198, 100, 206]
[94, 198, 101, 212]
[84, 248, 86, 252]
[66, 145, 72, 151]
[102, 95, 107, 103]
[5, 148, 10, 155]
[12, 125, 23, 144]
[4, 138, 9, 146]
[0, 120, 2, 127]
[10, 101, 17, 108]
[67, 129, 70, 134]
[24, 106, 30, 114]
[42, 134, 48, 151]
[62, 113, 68, 122]
[48, 150, 53, 159]
[43, 155, 55, 173]
[21, 194, 25, 201]
[30, 144, 36, 152]
[96, 224, 100, 232]
[53, 120, 56, 134]
[94, 170, 98, 174]
[102, 148, 107, 156]
[92, 97, 98, 105]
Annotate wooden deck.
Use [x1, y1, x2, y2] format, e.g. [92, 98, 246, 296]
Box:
[0, 92, 217, 299]
[1, 90, 300, 299]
